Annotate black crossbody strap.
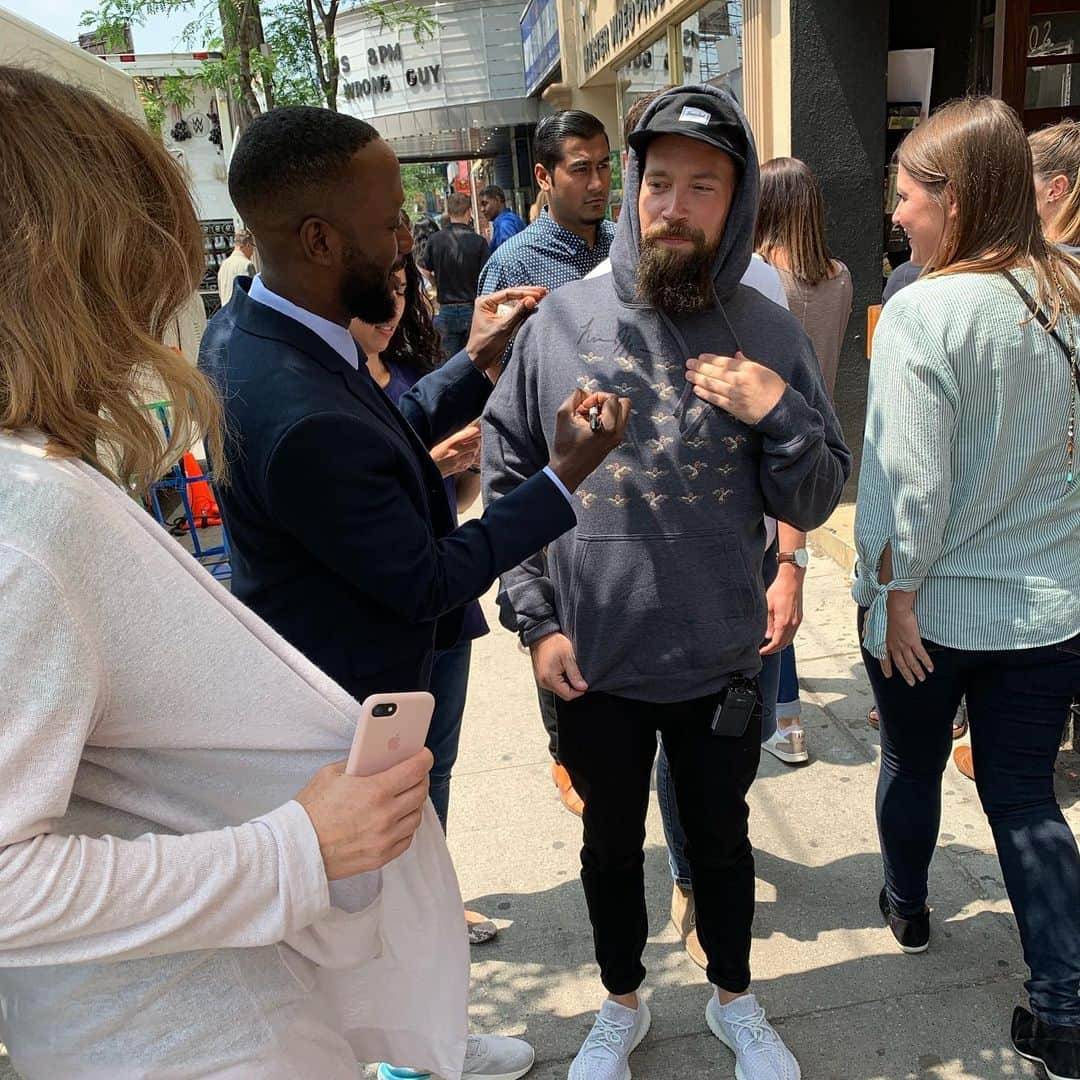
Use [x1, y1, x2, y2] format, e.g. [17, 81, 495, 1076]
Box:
[1001, 270, 1080, 395]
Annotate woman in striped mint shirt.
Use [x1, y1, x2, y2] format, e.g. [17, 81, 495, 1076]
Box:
[854, 97, 1080, 1080]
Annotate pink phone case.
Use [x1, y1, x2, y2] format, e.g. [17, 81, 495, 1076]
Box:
[345, 692, 434, 777]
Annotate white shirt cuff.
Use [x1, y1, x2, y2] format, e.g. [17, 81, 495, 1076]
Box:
[542, 465, 574, 504]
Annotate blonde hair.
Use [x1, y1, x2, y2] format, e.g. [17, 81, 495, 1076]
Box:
[1030, 119, 1080, 246]
[0, 65, 225, 491]
[755, 157, 836, 286]
[899, 96, 1080, 322]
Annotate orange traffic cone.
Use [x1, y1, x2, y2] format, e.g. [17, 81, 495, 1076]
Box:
[180, 453, 221, 529]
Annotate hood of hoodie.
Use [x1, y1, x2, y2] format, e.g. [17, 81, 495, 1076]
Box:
[610, 83, 759, 307]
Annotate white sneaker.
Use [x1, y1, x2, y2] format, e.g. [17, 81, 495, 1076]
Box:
[706, 993, 800, 1080]
[463, 1034, 535, 1079]
[761, 726, 808, 765]
[568, 999, 651, 1080]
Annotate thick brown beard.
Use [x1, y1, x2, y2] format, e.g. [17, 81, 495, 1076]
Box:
[636, 227, 719, 315]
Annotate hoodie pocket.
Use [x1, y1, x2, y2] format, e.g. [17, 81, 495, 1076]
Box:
[564, 532, 762, 687]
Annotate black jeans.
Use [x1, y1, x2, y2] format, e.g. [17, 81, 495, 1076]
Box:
[861, 616, 1080, 1026]
[556, 690, 761, 995]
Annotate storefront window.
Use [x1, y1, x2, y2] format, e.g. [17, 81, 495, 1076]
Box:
[614, 0, 744, 150]
[1023, 8, 1080, 111]
[682, 0, 743, 102]
[616, 33, 673, 136]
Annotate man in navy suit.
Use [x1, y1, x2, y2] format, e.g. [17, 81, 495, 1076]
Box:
[201, 106, 628, 709]
[200, 104, 630, 1080]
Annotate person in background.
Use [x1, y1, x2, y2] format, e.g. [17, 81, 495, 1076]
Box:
[1031, 118, 1080, 256]
[480, 184, 526, 252]
[529, 188, 548, 222]
[479, 109, 616, 818]
[421, 191, 490, 357]
[755, 158, 852, 397]
[883, 258, 922, 304]
[410, 203, 441, 272]
[0, 62, 444, 1080]
[751, 156, 853, 764]
[855, 97, 1080, 1080]
[217, 228, 256, 304]
[350, 253, 498, 948]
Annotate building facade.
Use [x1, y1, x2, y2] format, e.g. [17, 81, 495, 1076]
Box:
[531, 0, 1080, 483]
[334, 0, 539, 215]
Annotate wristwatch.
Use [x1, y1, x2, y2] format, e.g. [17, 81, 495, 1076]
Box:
[778, 548, 810, 568]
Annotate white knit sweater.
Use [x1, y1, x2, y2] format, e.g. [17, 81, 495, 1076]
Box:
[0, 431, 467, 1079]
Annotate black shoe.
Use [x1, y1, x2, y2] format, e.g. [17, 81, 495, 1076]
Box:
[1011, 1006, 1080, 1080]
[878, 886, 930, 954]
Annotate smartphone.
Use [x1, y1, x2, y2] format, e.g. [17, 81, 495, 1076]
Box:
[345, 692, 434, 777]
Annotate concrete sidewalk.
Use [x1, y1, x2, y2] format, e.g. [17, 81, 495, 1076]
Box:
[449, 548, 1080, 1080]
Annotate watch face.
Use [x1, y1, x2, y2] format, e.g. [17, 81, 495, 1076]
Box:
[795, 548, 810, 568]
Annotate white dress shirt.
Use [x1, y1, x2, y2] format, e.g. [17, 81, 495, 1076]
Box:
[249, 275, 361, 368]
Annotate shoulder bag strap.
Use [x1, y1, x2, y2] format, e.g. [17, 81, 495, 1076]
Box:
[1002, 269, 1080, 394]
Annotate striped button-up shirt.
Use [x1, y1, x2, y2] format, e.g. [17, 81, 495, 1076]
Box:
[854, 269, 1080, 658]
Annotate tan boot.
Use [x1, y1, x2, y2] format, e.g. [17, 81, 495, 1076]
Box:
[684, 927, 707, 970]
[670, 883, 695, 939]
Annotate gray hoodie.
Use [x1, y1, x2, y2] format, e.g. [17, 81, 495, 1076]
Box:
[482, 84, 851, 704]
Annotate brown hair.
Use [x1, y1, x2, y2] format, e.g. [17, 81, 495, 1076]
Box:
[623, 90, 665, 143]
[754, 157, 836, 286]
[1030, 119, 1080, 246]
[898, 96, 1080, 319]
[0, 65, 224, 491]
[446, 192, 472, 218]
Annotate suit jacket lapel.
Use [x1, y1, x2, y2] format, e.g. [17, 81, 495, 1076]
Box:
[232, 281, 449, 522]
[234, 281, 419, 457]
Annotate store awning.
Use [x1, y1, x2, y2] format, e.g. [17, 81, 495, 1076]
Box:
[372, 97, 539, 161]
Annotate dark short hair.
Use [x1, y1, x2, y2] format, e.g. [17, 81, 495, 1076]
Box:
[624, 91, 665, 143]
[447, 192, 472, 217]
[480, 185, 506, 203]
[229, 106, 380, 222]
[534, 110, 609, 173]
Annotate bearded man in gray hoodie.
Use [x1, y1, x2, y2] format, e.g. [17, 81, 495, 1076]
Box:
[482, 86, 850, 1080]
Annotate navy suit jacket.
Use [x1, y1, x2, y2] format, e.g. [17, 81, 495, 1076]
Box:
[199, 279, 575, 701]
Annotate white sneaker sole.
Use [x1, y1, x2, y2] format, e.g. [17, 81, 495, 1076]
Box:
[897, 939, 930, 955]
[465, 1057, 535, 1080]
[706, 1005, 801, 1080]
[1012, 1046, 1077, 1080]
[762, 743, 809, 764]
[761, 737, 809, 765]
[567, 1005, 651, 1080]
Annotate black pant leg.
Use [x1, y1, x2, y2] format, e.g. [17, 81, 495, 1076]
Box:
[659, 692, 761, 994]
[556, 692, 658, 995]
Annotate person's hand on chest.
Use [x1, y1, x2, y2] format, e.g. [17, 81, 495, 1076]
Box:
[684, 350, 786, 425]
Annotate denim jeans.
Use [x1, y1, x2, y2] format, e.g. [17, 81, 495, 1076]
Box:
[776, 643, 801, 721]
[434, 303, 473, 359]
[426, 640, 472, 832]
[861, 614, 1080, 1026]
[659, 648, 782, 888]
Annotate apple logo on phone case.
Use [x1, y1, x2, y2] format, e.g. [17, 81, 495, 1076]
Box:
[387, 734, 401, 752]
